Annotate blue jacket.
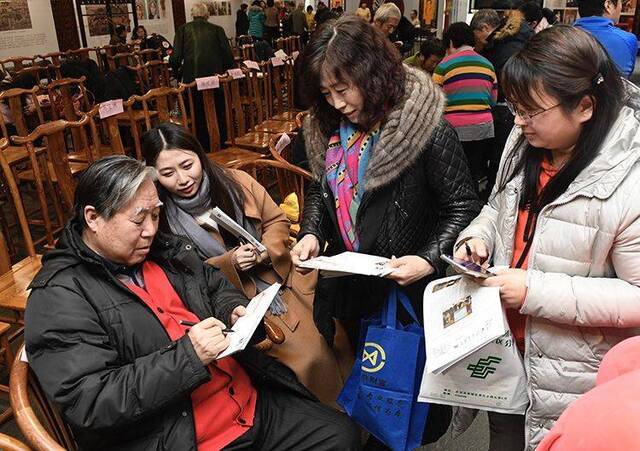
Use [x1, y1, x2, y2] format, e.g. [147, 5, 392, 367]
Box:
[574, 16, 638, 78]
[248, 6, 265, 39]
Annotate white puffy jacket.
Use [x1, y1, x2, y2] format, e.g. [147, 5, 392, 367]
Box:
[456, 86, 640, 450]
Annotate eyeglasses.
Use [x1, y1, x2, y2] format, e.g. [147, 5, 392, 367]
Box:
[506, 101, 562, 122]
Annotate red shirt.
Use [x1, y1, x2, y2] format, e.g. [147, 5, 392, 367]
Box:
[126, 261, 257, 450]
[509, 158, 559, 350]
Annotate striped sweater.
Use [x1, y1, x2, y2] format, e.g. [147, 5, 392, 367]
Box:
[432, 48, 498, 132]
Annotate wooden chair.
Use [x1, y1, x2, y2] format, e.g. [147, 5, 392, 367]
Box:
[142, 60, 171, 90]
[135, 48, 161, 63]
[106, 52, 136, 71]
[116, 96, 152, 160]
[11, 345, 77, 451]
[84, 106, 126, 159]
[240, 44, 257, 62]
[181, 82, 264, 168]
[11, 119, 91, 243]
[0, 56, 36, 74]
[295, 110, 307, 129]
[220, 72, 274, 154]
[250, 62, 297, 134]
[269, 132, 300, 166]
[268, 59, 299, 122]
[0, 87, 46, 139]
[233, 159, 311, 235]
[0, 432, 29, 451]
[47, 77, 92, 161]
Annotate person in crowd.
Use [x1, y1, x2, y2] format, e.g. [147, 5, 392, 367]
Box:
[518, 1, 544, 32]
[290, 3, 307, 37]
[433, 22, 497, 200]
[538, 336, 640, 451]
[373, 2, 401, 36]
[264, 0, 279, 43]
[410, 9, 421, 27]
[292, 15, 480, 447]
[236, 3, 250, 36]
[356, 2, 372, 21]
[404, 37, 445, 73]
[130, 25, 148, 47]
[305, 4, 316, 30]
[574, 0, 637, 78]
[314, 2, 335, 26]
[109, 24, 128, 51]
[248, 0, 266, 40]
[170, 2, 233, 150]
[470, 8, 533, 199]
[453, 25, 640, 450]
[24, 156, 361, 451]
[141, 123, 353, 408]
[391, 13, 417, 55]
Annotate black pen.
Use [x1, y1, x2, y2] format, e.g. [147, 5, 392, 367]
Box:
[179, 320, 235, 333]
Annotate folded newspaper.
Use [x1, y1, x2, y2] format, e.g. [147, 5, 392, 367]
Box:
[197, 208, 267, 254]
[296, 251, 394, 278]
[423, 275, 506, 374]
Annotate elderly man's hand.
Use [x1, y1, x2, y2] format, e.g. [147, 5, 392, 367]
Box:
[187, 317, 230, 365]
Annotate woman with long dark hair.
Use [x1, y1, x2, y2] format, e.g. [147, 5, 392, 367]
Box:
[291, 15, 480, 446]
[454, 25, 640, 450]
[142, 123, 353, 408]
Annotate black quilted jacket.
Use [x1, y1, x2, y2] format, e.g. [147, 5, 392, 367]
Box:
[299, 120, 481, 342]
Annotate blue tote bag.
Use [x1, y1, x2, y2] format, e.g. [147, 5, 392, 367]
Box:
[337, 287, 430, 451]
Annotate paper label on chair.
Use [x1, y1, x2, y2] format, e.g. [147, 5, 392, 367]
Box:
[196, 75, 220, 90]
[275, 133, 291, 154]
[291, 51, 300, 61]
[99, 99, 124, 119]
[227, 68, 245, 79]
[275, 49, 288, 59]
[21, 348, 28, 363]
[270, 57, 285, 67]
[243, 60, 260, 70]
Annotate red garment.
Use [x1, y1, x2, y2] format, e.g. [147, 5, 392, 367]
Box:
[537, 336, 640, 451]
[509, 158, 558, 350]
[126, 261, 257, 450]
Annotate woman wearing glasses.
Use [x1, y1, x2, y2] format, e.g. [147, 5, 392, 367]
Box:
[454, 25, 640, 450]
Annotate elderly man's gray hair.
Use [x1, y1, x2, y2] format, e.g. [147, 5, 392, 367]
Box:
[374, 3, 401, 23]
[470, 9, 501, 30]
[74, 156, 156, 229]
[191, 2, 210, 19]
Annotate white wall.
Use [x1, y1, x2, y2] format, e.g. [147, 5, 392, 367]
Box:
[0, 0, 59, 59]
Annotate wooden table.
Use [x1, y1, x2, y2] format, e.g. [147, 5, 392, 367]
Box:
[0, 255, 42, 318]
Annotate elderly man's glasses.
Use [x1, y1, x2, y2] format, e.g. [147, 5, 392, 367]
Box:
[506, 101, 562, 122]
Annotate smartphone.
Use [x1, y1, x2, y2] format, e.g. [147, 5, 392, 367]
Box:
[440, 255, 495, 279]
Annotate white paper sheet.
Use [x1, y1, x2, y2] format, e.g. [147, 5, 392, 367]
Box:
[297, 251, 394, 278]
[217, 283, 281, 359]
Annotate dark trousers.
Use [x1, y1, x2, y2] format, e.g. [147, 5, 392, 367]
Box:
[488, 411, 525, 451]
[224, 387, 361, 450]
[461, 138, 494, 201]
[191, 88, 227, 152]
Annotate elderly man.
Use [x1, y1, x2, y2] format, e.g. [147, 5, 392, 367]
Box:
[373, 2, 401, 36]
[170, 2, 233, 150]
[25, 156, 360, 451]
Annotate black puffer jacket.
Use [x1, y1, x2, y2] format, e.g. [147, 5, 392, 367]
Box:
[25, 222, 313, 451]
[299, 65, 481, 343]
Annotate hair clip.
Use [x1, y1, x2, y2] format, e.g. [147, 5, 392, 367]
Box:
[594, 73, 604, 86]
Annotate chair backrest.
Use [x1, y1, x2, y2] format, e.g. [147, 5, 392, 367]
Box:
[84, 106, 125, 158]
[143, 60, 171, 90]
[295, 110, 306, 129]
[107, 52, 135, 71]
[269, 132, 295, 165]
[133, 85, 188, 131]
[135, 48, 161, 64]
[47, 77, 91, 121]
[0, 86, 45, 138]
[0, 56, 36, 74]
[233, 158, 311, 213]
[181, 81, 221, 152]
[12, 117, 91, 210]
[11, 345, 77, 451]
[0, 226, 11, 275]
[240, 44, 257, 62]
[220, 71, 250, 145]
[0, 138, 38, 255]
[236, 35, 254, 46]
